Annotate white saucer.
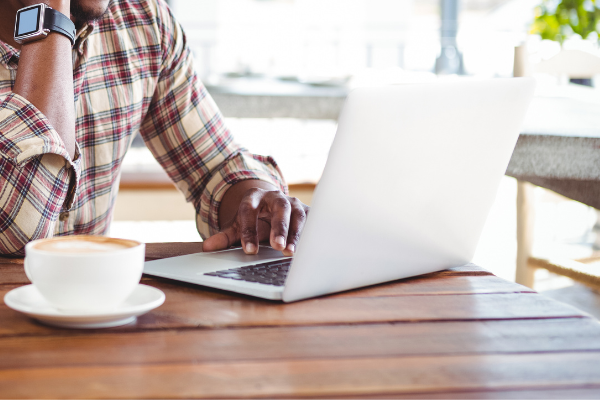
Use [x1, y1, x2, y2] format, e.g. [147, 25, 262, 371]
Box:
[4, 284, 165, 329]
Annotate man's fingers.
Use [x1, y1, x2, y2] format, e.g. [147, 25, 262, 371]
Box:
[283, 198, 307, 256]
[202, 227, 236, 252]
[266, 193, 291, 251]
[206, 188, 309, 257]
[239, 188, 262, 254]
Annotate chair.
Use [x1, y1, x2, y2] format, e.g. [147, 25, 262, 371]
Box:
[513, 45, 600, 290]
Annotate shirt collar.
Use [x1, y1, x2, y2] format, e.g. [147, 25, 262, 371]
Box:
[0, 22, 96, 69]
[0, 41, 18, 70]
[74, 23, 95, 54]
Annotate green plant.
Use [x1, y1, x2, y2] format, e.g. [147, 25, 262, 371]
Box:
[531, 0, 600, 43]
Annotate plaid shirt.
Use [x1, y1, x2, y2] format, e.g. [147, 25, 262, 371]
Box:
[0, 0, 286, 256]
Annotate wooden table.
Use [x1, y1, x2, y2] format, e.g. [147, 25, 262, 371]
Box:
[2, 242, 600, 398]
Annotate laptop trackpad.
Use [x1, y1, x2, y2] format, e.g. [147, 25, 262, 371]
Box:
[144, 246, 288, 277]
[199, 246, 287, 268]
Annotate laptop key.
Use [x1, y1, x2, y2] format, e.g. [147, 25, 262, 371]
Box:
[203, 258, 292, 286]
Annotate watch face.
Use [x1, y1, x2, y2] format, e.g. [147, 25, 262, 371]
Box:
[16, 5, 42, 37]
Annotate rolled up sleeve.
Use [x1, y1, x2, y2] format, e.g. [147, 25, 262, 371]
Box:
[139, 0, 286, 240]
[0, 92, 81, 255]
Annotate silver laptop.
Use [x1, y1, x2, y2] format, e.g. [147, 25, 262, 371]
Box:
[144, 78, 536, 302]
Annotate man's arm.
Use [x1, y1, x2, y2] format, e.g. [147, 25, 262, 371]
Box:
[138, 0, 308, 256]
[0, 0, 80, 255]
[12, 0, 76, 159]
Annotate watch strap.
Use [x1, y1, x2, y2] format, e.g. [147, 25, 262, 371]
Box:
[44, 7, 76, 46]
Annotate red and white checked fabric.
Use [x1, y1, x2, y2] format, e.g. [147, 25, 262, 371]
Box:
[0, 0, 286, 256]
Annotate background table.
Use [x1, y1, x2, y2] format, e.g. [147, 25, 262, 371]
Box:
[506, 83, 600, 209]
[1, 242, 600, 398]
[207, 80, 600, 203]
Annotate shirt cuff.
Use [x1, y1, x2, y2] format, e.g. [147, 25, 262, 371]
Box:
[0, 92, 81, 210]
[62, 142, 81, 211]
[196, 152, 288, 239]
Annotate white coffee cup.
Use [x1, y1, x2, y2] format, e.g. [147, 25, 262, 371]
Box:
[24, 236, 145, 312]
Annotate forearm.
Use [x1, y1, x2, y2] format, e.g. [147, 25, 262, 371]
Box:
[218, 180, 279, 230]
[12, 0, 76, 159]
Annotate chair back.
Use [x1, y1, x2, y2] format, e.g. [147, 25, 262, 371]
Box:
[535, 49, 600, 79]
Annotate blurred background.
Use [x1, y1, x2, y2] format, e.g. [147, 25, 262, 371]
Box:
[112, 0, 600, 316]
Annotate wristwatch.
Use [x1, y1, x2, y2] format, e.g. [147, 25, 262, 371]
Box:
[14, 3, 76, 46]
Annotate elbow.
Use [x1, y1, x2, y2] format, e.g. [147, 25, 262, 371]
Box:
[0, 231, 55, 258]
[0, 241, 27, 258]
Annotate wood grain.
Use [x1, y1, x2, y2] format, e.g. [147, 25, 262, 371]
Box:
[0, 265, 29, 285]
[0, 264, 495, 287]
[141, 283, 587, 328]
[143, 242, 204, 261]
[440, 263, 493, 275]
[0, 273, 540, 337]
[119, 171, 176, 190]
[0, 285, 586, 336]
[0, 268, 534, 337]
[0, 242, 493, 274]
[0, 254, 492, 287]
[0, 318, 599, 370]
[335, 388, 600, 399]
[327, 274, 532, 298]
[1, 352, 599, 398]
[0, 257, 24, 264]
[0, 272, 531, 305]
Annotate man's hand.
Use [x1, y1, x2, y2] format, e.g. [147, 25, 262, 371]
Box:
[203, 181, 309, 256]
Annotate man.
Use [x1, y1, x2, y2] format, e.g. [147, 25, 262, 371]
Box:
[0, 0, 309, 256]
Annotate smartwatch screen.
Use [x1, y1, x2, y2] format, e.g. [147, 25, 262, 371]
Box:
[16, 6, 41, 36]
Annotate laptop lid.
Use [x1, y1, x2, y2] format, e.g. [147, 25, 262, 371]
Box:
[282, 78, 536, 302]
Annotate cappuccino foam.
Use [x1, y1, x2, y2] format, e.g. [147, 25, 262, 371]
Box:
[32, 237, 138, 253]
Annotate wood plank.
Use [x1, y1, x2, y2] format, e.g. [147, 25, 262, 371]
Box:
[144, 242, 204, 261]
[1, 352, 599, 398]
[0, 283, 587, 336]
[328, 275, 532, 298]
[119, 171, 176, 190]
[0, 265, 494, 287]
[0, 305, 189, 337]
[0, 242, 202, 284]
[138, 283, 587, 328]
[0, 257, 24, 264]
[441, 263, 493, 276]
[0, 273, 538, 337]
[0, 266, 528, 300]
[0, 242, 491, 285]
[0, 273, 565, 315]
[0, 319, 599, 369]
[337, 388, 600, 399]
[0, 242, 492, 276]
[0, 265, 29, 285]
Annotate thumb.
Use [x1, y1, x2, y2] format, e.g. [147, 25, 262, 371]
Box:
[202, 227, 238, 252]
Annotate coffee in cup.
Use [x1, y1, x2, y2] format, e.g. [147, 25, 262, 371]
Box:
[24, 236, 145, 312]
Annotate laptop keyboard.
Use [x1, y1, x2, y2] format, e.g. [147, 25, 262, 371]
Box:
[203, 258, 292, 286]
